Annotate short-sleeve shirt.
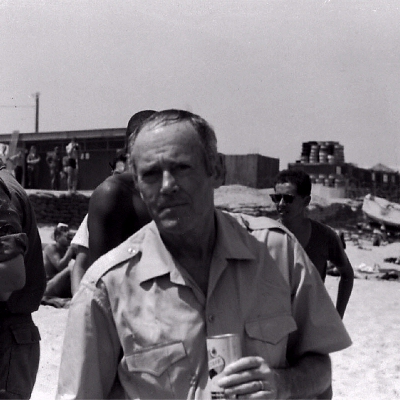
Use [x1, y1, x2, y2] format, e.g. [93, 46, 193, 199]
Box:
[305, 219, 348, 281]
[57, 210, 351, 400]
[70, 214, 88, 249]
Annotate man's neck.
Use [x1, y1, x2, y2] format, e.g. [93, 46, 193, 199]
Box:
[281, 215, 312, 248]
[160, 214, 217, 294]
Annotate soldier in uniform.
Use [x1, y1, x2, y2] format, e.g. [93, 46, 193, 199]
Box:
[0, 167, 46, 399]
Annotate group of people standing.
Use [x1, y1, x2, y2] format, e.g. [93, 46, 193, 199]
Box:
[7, 138, 80, 193]
[1, 108, 354, 399]
[45, 138, 80, 193]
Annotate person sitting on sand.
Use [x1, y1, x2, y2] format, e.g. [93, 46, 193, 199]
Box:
[43, 223, 76, 298]
[271, 169, 354, 319]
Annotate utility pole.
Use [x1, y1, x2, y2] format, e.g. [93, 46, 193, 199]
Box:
[35, 92, 40, 133]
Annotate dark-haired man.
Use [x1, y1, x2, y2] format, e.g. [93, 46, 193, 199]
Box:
[70, 111, 155, 291]
[272, 169, 354, 319]
[58, 110, 351, 399]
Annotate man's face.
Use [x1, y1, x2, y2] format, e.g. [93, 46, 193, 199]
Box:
[132, 121, 217, 236]
[274, 182, 309, 223]
[56, 230, 70, 247]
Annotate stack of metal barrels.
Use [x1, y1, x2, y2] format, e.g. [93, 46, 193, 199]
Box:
[299, 141, 345, 164]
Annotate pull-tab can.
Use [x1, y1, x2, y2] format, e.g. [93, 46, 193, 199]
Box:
[207, 333, 241, 399]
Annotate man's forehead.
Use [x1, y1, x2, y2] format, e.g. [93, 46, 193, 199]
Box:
[134, 121, 202, 150]
[275, 182, 298, 192]
[138, 119, 195, 136]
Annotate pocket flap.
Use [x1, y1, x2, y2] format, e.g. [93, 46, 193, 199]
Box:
[245, 315, 297, 345]
[125, 341, 187, 376]
[10, 324, 41, 344]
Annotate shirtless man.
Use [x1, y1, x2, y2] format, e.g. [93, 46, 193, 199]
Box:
[65, 138, 80, 193]
[43, 223, 76, 298]
[271, 169, 354, 319]
[71, 110, 155, 290]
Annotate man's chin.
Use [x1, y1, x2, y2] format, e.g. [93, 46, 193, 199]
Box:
[157, 218, 183, 234]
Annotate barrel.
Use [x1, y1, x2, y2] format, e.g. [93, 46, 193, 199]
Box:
[309, 144, 319, 163]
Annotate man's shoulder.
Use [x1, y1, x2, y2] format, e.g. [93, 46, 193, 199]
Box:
[90, 173, 136, 209]
[225, 211, 292, 235]
[94, 173, 135, 196]
[81, 225, 148, 287]
[310, 219, 337, 238]
[43, 242, 57, 255]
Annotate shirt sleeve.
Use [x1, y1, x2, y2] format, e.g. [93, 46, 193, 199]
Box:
[286, 238, 352, 361]
[0, 178, 27, 261]
[70, 214, 89, 248]
[56, 280, 121, 400]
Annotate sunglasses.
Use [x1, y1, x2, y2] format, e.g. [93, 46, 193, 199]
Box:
[269, 194, 295, 204]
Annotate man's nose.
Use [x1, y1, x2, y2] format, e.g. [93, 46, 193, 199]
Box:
[160, 170, 177, 193]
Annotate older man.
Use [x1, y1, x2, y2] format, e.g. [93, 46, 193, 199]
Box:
[57, 110, 351, 399]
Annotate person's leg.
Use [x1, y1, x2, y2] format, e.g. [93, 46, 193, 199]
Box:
[72, 168, 78, 192]
[0, 315, 40, 399]
[44, 265, 72, 298]
[49, 168, 56, 190]
[67, 166, 73, 192]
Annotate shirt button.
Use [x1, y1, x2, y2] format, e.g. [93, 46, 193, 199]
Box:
[208, 314, 215, 323]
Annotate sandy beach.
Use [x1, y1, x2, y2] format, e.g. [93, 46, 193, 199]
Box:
[30, 229, 400, 400]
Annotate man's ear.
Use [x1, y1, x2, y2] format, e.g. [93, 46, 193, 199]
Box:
[304, 195, 311, 207]
[212, 153, 226, 189]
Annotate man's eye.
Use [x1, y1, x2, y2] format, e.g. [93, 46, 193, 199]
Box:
[174, 164, 191, 172]
[141, 170, 160, 181]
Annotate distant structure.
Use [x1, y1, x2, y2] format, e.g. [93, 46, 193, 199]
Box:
[0, 130, 280, 190]
[289, 141, 400, 201]
[0, 128, 126, 190]
[223, 154, 279, 189]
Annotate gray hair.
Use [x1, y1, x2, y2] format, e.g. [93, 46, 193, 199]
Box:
[128, 109, 218, 176]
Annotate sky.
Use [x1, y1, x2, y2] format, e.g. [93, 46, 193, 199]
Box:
[1, 0, 400, 170]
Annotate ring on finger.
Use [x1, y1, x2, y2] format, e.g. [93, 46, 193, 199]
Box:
[258, 380, 265, 391]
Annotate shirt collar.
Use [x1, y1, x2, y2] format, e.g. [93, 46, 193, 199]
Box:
[135, 210, 256, 284]
[213, 209, 256, 261]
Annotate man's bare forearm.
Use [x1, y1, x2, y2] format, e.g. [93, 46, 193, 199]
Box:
[336, 272, 354, 319]
[275, 353, 331, 399]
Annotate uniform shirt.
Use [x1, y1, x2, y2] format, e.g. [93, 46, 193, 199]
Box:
[305, 219, 349, 282]
[0, 169, 46, 314]
[0, 176, 27, 261]
[57, 210, 351, 400]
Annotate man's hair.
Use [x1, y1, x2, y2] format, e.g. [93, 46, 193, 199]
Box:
[128, 109, 218, 176]
[126, 110, 157, 138]
[53, 223, 69, 239]
[274, 169, 312, 197]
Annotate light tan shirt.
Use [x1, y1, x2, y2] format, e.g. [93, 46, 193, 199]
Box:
[57, 210, 351, 400]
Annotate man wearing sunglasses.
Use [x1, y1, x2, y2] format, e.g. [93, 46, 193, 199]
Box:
[271, 169, 354, 320]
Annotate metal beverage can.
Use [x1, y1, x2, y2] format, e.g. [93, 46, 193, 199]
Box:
[207, 333, 242, 399]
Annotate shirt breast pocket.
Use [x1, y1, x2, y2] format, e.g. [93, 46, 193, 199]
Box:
[125, 341, 187, 376]
[122, 340, 193, 398]
[245, 315, 297, 368]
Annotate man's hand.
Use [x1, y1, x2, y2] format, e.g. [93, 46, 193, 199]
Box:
[217, 356, 279, 399]
[216, 353, 331, 399]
